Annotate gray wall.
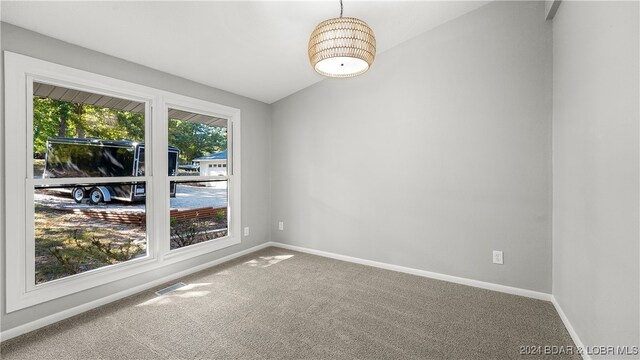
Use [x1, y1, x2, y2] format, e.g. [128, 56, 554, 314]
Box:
[4, 0, 638, 349]
[0, 23, 272, 332]
[552, 1, 640, 353]
[271, 1, 553, 293]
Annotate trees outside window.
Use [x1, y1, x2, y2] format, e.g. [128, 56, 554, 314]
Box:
[4, 52, 241, 312]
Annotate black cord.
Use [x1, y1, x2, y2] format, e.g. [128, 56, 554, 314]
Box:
[340, 0, 343, 18]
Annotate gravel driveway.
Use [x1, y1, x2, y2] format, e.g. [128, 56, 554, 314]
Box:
[170, 183, 227, 210]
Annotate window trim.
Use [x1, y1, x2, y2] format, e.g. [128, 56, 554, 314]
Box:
[160, 94, 241, 262]
[4, 51, 241, 312]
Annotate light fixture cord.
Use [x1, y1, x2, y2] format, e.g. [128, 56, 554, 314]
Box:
[339, 0, 343, 18]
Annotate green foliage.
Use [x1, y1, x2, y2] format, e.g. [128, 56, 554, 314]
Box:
[170, 218, 227, 249]
[33, 97, 145, 155]
[214, 210, 226, 222]
[41, 229, 144, 283]
[169, 119, 227, 163]
[80, 105, 144, 143]
[32, 97, 227, 163]
[33, 98, 74, 154]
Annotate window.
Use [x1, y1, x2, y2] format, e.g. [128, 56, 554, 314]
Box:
[166, 104, 235, 255]
[32, 83, 149, 285]
[4, 52, 241, 312]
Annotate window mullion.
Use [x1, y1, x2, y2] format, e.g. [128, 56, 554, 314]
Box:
[5, 52, 241, 313]
[31, 176, 149, 186]
[154, 97, 170, 259]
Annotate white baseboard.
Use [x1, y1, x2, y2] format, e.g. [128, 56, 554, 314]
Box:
[0, 242, 272, 343]
[267, 242, 553, 301]
[2, 240, 582, 355]
[551, 296, 591, 360]
[267, 243, 596, 358]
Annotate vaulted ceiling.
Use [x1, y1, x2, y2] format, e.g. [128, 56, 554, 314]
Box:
[1, 1, 489, 104]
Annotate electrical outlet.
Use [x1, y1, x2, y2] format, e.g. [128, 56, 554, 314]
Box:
[493, 250, 504, 265]
[243, 227, 249, 236]
[278, 221, 284, 231]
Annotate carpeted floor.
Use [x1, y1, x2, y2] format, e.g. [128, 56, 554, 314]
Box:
[1, 247, 579, 359]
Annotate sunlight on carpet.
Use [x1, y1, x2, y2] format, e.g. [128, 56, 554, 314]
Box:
[137, 283, 212, 307]
[243, 254, 294, 268]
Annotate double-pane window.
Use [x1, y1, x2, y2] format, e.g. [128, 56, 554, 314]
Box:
[167, 108, 229, 250]
[4, 52, 241, 312]
[32, 82, 149, 285]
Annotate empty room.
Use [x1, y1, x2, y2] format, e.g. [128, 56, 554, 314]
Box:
[0, 0, 638, 359]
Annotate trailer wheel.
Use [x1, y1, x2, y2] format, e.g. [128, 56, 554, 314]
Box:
[72, 187, 86, 203]
[89, 188, 104, 204]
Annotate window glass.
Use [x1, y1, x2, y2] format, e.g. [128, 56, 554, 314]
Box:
[168, 109, 227, 177]
[33, 82, 145, 178]
[4, 53, 242, 312]
[169, 180, 228, 249]
[34, 183, 147, 284]
[168, 107, 228, 250]
[32, 82, 149, 285]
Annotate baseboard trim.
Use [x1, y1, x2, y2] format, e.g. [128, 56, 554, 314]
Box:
[0, 242, 272, 343]
[2, 241, 572, 348]
[551, 296, 591, 360]
[267, 242, 552, 301]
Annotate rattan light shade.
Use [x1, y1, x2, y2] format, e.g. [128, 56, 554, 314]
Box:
[308, 17, 376, 78]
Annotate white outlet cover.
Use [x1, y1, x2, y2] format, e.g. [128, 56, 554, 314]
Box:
[493, 250, 504, 265]
[278, 221, 284, 230]
[243, 227, 249, 236]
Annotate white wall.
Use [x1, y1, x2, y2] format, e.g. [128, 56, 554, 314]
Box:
[552, 1, 640, 355]
[0, 23, 272, 332]
[271, 1, 553, 293]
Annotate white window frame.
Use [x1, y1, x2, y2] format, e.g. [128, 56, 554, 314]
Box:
[4, 51, 241, 312]
[159, 94, 241, 263]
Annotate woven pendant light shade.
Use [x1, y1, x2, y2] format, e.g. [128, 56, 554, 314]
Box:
[308, 16, 376, 78]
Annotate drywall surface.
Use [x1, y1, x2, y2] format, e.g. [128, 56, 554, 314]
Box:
[552, 1, 639, 355]
[0, 23, 271, 332]
[271, 1, 553, 292]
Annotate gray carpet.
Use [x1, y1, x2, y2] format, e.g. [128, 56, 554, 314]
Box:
[1, 247, 579, 359]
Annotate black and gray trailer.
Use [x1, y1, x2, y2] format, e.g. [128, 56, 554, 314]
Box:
[43, 137, 179, 204]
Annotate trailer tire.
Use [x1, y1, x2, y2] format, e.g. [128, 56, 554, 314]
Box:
[89, 187, 104, 204]
[72, 187, 86, 203]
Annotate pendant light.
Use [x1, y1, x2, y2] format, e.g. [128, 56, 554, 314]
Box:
[308, 0, 376, 78]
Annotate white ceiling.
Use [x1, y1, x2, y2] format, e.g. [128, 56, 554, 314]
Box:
[1, 1, 489, 104]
